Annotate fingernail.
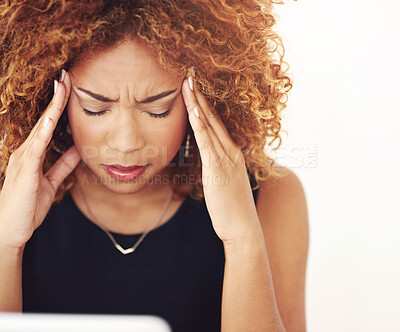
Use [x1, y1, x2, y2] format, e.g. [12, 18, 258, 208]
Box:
[190, 66, 196, 78]
[188, 76, 194, 91]
[193, 106, 199, 118]
[54, 80, 58, 95]
[60, 69, 66, 82]
[43, 116, 50, 128]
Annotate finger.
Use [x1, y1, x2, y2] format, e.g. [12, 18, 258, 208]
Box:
[186, 66, 227, 138]
[45, 145, 81, 191]
[44, 71, 71, 127]
[194, 84, 232, 144]
[182, 78, 222, 168]
[191, 75, 240, 158]
[60, 70, 72, 111]
[25, 77, 69, 173]
[27, 70, 71, 144]
[23, 76, 65, 146]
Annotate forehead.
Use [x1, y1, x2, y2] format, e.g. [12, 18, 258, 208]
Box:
[69, 39, 182, 100]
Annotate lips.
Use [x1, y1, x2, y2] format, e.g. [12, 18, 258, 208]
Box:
[103, 164, 149, 181]
[107, 164, 147, 171]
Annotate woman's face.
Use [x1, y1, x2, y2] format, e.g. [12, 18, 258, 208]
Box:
[67, 38, 188, 193]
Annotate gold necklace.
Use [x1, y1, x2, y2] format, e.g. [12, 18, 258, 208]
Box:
[75, 183, 174, 255]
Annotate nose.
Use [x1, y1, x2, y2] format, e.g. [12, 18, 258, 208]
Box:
[106, 110, 145, 154]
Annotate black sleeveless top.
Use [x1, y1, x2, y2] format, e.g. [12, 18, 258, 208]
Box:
[22, 185, 260, 332]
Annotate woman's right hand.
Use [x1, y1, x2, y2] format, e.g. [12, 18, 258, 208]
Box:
[0, 70, 81, 250]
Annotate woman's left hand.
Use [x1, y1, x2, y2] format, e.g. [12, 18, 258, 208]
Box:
[181, 68, 262, 245]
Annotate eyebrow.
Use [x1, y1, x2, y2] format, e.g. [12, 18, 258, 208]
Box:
[75, 87, 178, 103]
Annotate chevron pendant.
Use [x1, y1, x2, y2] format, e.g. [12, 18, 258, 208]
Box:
[115, 244, 135, 255]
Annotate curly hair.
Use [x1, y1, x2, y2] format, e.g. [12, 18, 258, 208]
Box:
[0, 0, 292, 204]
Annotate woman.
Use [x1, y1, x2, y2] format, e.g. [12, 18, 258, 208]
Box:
[0, 0, 309, 331]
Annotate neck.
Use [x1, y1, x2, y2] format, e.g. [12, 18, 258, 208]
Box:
[68, 163, 179, 234]
[71, 162, 174, 210]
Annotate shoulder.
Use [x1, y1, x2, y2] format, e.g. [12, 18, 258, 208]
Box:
[255, 163, 309, 332]
[255, 163, 308, 224]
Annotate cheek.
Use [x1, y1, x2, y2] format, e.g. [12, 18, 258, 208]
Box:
[144, 102, 187, 162]
[162, 100, 188, 152]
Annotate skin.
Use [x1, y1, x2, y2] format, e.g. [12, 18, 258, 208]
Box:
[67, 38, 191, 234]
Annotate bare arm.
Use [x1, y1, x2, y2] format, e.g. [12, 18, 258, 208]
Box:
[256, 169, 309, 331]
[0, 243, 25, 312]
[221, 233, 286, 332]
[221, 167, 309, 331]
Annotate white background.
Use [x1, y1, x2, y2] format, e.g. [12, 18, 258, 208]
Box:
[270, 0, 400, 331]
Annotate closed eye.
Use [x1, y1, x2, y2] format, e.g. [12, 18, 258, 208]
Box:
[82, 109, 108, 116]
[82, 107, 172, 118]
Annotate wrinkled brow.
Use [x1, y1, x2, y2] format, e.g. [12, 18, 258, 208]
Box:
[74, 86, 178, 103]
